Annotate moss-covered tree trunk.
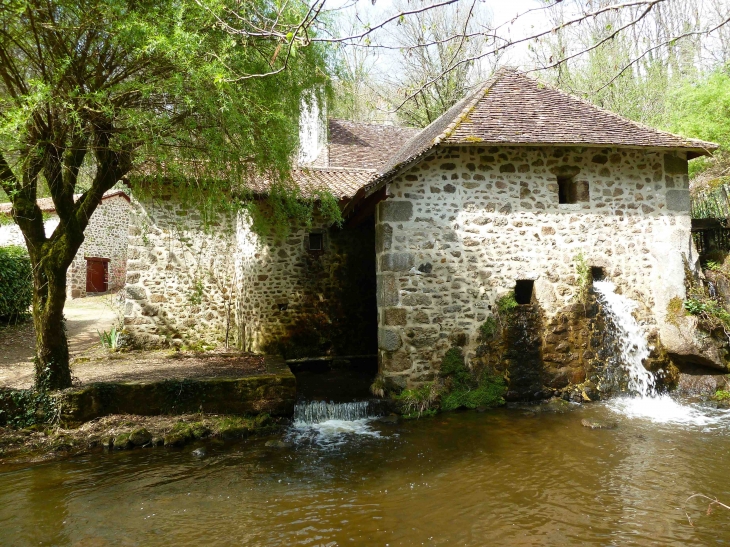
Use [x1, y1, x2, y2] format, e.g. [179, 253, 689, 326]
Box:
[31, 253, 73, 390]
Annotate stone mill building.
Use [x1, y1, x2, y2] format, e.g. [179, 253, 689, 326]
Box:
[123, 68, 718, 394]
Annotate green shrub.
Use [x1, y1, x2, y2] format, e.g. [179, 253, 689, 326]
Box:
[396, 383, 438, 419]
[715, 389, 730, 401]
[440, 374, 506, 411]
[439, 347, 506, 411]
[0, 246, 32, 321]
[479, 316, 498, 340]
[496, 292, 518, 315]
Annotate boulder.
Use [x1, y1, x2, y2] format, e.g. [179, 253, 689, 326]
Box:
[660, 318, 730, 371]
[129, 428, 152, 446]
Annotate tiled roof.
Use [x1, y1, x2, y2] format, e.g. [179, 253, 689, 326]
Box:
[248, 168, 377, 200]
[312, 119, 420, 170]
[443, 68, 717, 153]
[0, 189, 129, 215]
[356, 67, 718, 204]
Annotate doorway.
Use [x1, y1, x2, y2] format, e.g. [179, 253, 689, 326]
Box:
[86, 257, 109, 293]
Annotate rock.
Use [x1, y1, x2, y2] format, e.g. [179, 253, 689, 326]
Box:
[113, 433, 132, 450]
[581, 418, 617, 430]
[378, 414, 399, 424]
[101, 436, 113, 450]
[265, 440, 293, 448]
[190, 424, 211, 440]
[163, 433, 189, 447]
[191, 447, 207, 458]
[660, 317, 729, 371]
[129, 428, 152, 446]
[150, 437, 163, 447]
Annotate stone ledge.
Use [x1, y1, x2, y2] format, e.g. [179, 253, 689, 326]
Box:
[0, 364, 296, 428]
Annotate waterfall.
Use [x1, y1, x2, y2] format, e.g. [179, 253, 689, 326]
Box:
[594, 280, 728, 426]
[288, 401, 382, 446]
[593, 280, 655, 398]
[293, 401, 372, 424]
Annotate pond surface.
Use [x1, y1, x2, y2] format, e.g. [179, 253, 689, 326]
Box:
[2, 398, 730, 546]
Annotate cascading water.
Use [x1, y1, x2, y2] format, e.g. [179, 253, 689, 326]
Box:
[288, 400, 383, 446]
[294, 401, 371, 423]
[594, 280, 727, 426]
[593, 280, 655, 398]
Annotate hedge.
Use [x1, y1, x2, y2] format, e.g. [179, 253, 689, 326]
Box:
[0, 246, 33, 321]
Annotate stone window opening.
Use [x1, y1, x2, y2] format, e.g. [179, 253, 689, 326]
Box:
[308, 232, 324, 252]
[514, 280, 534, 305]
[557, 175, 589, 204]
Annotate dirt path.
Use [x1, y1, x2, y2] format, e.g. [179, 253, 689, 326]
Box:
[0, 294, 118, 388]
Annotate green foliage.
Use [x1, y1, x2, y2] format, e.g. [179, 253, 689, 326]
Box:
[668, 71, 730, 151]
[574, 252, 591, 303]
[497, 292, 518, 315]
[479, 316, 498, 341]
[395, 383, 439, 419]
[0, 246, 32, 322]
[684, 298, 730, 331]
[98, 327, 122, 352]
[438, 347, 506, 411]
[188, 278, 205, 306]
[440, 375, 506, 411]
[714, 389, 730, 401]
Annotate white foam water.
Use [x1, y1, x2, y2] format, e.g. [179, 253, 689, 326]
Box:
[289, 401, 382, 447]
[594, 280, 728, 427]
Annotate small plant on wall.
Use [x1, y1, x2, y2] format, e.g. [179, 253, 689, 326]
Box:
[574, 252, 591, 304]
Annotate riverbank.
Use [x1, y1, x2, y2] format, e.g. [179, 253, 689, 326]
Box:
[0, 412, 283, 469]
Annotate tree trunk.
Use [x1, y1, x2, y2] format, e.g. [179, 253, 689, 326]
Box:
[31, 255, 72, 391]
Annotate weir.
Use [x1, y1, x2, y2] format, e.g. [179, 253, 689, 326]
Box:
[293, 400, 373, 424]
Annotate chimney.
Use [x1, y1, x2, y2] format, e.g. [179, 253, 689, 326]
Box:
[298, 91, 326, 166]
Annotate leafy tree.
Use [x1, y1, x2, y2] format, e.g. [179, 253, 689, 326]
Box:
[0, 0, 330, 389]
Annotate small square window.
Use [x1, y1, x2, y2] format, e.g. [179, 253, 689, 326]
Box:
[557, 176, 589, 204]
[309, 233, 323, 251]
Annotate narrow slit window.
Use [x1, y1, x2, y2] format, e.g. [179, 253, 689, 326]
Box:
[557, 176, 589, 204]
[514, 280, 534, 305]
[308, 233, 323, 251]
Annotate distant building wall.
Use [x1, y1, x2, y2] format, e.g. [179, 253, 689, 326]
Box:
[0, 193, 129, 299]
[374, 145, 693, 387]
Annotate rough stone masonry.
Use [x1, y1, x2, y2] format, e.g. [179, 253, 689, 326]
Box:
[375, 145, 694, 388]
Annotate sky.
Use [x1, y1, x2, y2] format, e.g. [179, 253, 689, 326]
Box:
[327, 0, 549, 69]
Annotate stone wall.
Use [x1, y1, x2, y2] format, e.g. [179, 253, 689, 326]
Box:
[236, 211, 377, 358]
[375, 145, 694, 388]
[0, 194, 129, 299]
[68, 194, 130, 298]
[125, 197, 378, 354]
[123, 196, 237, 346]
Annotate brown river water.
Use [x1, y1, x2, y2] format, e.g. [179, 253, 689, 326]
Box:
[1, 397, 730, 546]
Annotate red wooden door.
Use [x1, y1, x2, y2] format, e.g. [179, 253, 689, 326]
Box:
[86, 259, 108, 292]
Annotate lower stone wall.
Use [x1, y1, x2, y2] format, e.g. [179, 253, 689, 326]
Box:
[237, 210, 377, 358]
[123, 196, 237, 346]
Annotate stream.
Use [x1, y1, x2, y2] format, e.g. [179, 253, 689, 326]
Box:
[1, 399, 730, 546]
